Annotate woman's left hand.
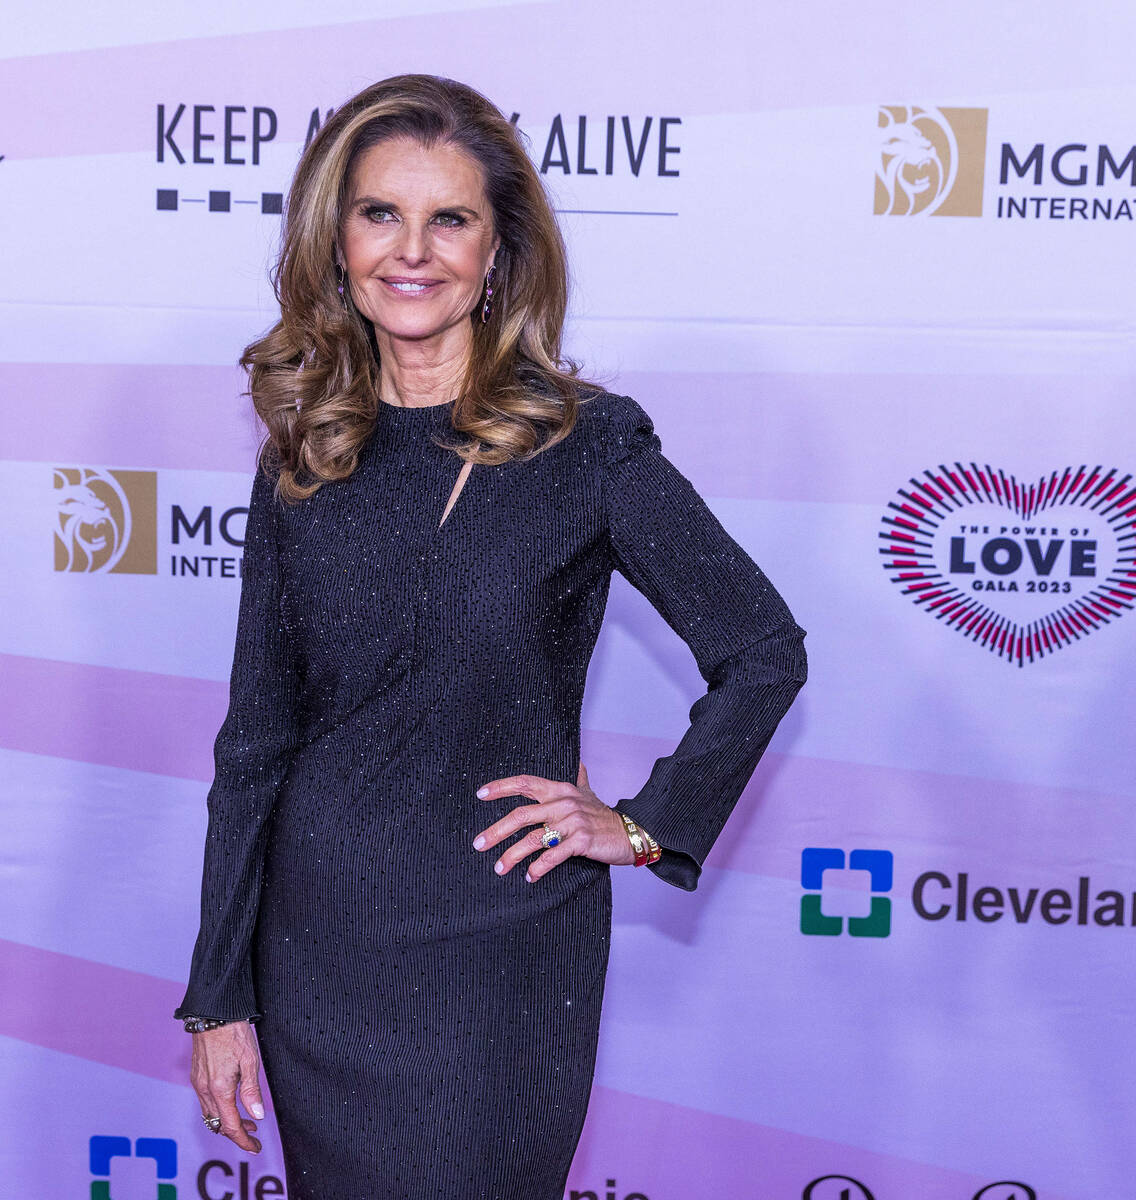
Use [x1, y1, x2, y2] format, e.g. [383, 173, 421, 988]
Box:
[473, 761, 637, 881]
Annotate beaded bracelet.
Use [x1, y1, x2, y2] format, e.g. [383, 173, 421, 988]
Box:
[182, 1015, 259, 1034]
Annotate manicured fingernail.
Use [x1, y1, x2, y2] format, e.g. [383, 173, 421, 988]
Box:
[473, 836, 485, 850]
[525, 872, 533, 883]
[476, 786, 489, 798]
[494, 860, 504, 874]
[251, 1104, 264, 1119]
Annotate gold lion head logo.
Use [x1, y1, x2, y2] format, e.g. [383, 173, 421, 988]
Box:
[54, 467, 133, 573]
[875, 105, 960, 216]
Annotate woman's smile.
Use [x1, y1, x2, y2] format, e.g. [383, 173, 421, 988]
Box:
[381, 276, 444, 297]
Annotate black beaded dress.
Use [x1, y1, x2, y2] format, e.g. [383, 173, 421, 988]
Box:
[174, 388, 807, 1200]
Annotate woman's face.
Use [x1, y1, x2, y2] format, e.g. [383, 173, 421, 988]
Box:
[338, 135, 500, 352]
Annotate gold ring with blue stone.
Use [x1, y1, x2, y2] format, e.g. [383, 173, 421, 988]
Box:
[540, 825, 563, 849]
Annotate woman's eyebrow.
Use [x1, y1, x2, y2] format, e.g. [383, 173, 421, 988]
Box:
[351, 195, 481, 217]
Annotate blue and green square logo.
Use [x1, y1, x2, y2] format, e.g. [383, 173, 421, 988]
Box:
[90, 1136, 176, 1199]
[800, 847, 893, 937]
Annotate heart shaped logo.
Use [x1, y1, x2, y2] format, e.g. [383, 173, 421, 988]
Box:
[880, 463, 1136, 665]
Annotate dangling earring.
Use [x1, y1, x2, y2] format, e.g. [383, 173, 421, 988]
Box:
[480, 264, 497, 324]
[335, 262, 350, 312]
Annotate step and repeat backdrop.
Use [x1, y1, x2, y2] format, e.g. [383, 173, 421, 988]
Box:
[3, 3, 1135, 1198]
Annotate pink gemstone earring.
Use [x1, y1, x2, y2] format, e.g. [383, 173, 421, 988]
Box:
[480, 265, 496, 324]
[335, 262, 349, 311]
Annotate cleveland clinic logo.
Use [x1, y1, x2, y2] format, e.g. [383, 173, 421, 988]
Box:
[54, 467, 157, 574]
[88, 1133, 287, 1198]
[800, 848, 893, 938]
[802, 845, 1136, 930]
[879, 463, 1136, 665]
[90, 1136, 177, 1198]
[874, 105, 988, 216]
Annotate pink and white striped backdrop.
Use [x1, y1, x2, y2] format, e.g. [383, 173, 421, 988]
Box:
[3, 4, 1136, 1198]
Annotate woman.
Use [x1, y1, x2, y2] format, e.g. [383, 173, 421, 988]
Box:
[174, 73, 807, 1200]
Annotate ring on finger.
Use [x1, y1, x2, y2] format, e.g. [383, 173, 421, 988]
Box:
[202, 1114, 222, 1133]
[540, 824, 564, 849]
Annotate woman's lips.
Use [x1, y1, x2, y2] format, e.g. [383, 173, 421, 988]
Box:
[381, 278, 442, 297]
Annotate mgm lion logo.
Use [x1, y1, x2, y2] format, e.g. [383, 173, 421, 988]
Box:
[875, 105, 988, 217]
[53, 466, 157, 574]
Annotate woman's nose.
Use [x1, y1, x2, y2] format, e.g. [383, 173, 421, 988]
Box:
[396, 221, 430, 266]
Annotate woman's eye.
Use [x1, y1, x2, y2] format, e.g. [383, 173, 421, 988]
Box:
[364, 206, 396, 223]
[433, 213, 465, 228]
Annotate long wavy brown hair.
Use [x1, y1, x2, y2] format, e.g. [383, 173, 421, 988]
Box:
[240, 73, 602, 502]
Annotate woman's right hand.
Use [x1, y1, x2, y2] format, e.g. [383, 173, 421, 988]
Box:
[189, 1021, 266, 1154]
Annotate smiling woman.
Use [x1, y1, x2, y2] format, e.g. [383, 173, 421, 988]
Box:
[232, 73, 588, 497]
[171, 73, 806, 1200]
[337, 138, 500, 363]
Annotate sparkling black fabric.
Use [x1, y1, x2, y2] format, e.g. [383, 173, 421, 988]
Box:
[174, 388, 807, 1199]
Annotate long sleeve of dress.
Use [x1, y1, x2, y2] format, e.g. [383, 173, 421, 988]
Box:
[173, 460, 303, 1021]
[602, 394, 808, 891]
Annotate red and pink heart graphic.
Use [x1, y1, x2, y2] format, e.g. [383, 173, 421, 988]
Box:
[879, 463, 1136, 665]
